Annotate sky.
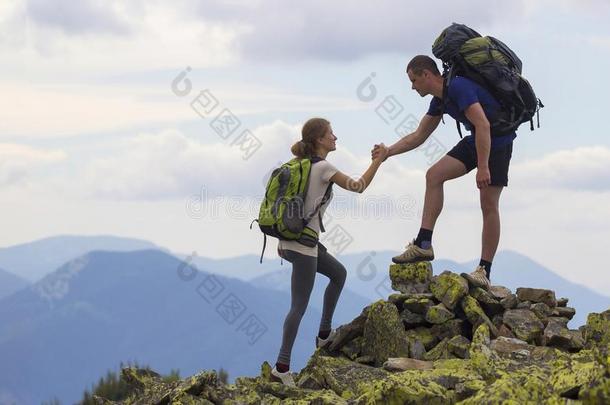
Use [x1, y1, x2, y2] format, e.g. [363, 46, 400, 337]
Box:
[1, 0, 610, 295]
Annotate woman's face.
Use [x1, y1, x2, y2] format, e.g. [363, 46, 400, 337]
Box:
[317, 125, 337, 152]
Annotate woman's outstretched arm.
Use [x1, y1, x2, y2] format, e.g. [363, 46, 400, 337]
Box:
[330, 145, 388, 194]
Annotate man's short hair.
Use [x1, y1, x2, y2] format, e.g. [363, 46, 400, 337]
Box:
[406, 55, 441, 76]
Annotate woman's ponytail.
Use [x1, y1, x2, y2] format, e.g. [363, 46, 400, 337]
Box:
[291, 118, 330, 159]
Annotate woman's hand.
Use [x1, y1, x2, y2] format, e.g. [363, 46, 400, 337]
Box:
[371, 143, 389, 162]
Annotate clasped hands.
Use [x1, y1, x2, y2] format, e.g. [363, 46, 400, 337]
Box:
[371, 143, 390, 162]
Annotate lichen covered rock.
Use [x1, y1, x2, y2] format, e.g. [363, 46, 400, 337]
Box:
[429, 271, 469, 310]
[503, 308, 545, 344]
[93, 264, 610, 404]
[389, 262, 433, 294]
[361, 300, 410, 366]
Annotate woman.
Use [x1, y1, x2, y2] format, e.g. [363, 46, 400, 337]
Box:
[271, 117, 388, 386]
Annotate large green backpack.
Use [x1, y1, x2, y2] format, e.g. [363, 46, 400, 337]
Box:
[251, 156, 332, 263]
[432, 23, 544, 137]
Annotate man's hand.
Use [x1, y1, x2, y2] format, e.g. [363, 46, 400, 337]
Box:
[371, 143, 389, 162]
[476, 166, 491, 189]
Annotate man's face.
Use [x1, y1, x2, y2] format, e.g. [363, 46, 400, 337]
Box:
[407, 69, 429, 97]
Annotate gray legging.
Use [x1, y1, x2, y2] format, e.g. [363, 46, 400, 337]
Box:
[276, 245, 347, 366]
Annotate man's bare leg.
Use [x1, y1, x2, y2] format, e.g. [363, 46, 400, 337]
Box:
[421, 155, 469, 230]
[480, 185, 503, 262]
[460, 185, 504, 290]
[392, 155, 468, 264]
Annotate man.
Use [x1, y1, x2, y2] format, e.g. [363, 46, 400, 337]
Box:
[373, 55, 517, 289]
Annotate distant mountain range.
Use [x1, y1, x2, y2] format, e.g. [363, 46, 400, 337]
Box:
[0, 249, 369, 405]
[0, 268, 29, 300]
[0, 235, 608, 404]
[0, 235, 161, 282]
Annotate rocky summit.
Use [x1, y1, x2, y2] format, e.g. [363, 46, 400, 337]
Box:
[94, 262, 610, 404]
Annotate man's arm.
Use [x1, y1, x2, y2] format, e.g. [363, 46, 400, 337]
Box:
[386, 114, 441, 158]
[464, 102, 491, 188]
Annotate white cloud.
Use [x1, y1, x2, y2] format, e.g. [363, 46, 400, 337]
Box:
[512, 146, 610, 191]
[26, 0, 130, 35]
[1, 1, 241, 78]
[193, 0, 527, 62]
[75, 121, 610, 203]
[0, 81, 192, 138]
[0, 80, 363, 138]
[82, 121, 297, 200]
[78, 121, 425, 201]
[0, 143, 66, 185]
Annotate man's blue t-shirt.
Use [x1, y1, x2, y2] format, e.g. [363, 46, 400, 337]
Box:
[427, 76, 516, 148]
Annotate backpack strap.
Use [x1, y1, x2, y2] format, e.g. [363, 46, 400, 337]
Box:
[311, 183, 333, 232]
[250, 219, 267, 264]
[303, 156, 333, 229]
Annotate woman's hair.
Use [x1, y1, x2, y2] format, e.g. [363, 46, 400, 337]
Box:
[291, 117, 330, 159]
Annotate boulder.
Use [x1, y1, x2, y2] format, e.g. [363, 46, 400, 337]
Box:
[429, 271, 469, 310]
[389, 262, 433, 294]
[383, 357, 433, 371]
[425, 303, 455, 324]
[361, 300, 410, 366]
[503, 309, 545, 345]
[516, 287, 557, 308]
[584, 309, 610, 348]
[461, 295, 499, 338]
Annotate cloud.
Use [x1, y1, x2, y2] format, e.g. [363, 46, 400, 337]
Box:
[82, 121, 297, 200]
[26, 0, 130, 35]
[193, 0, 527, 62]
[2, 0, 533, 77]
[0, 143, 66, 185]
[79, 120, 426, 202]
[0, 78, 363, 139]
[512, 146, 610, 191]
[78, 119, 610, 203]
[0, 1, 241, 77]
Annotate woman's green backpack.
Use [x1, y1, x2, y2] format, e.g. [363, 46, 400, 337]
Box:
[251, 156, 332, 263]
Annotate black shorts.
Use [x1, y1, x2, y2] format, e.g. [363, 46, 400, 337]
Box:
[446, 138, 513, 187]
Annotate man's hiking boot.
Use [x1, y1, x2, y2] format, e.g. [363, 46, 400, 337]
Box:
[316, 328, 337, 349]
[270, 366, 296, 387]
[392, 239, 434, 264]
[461, 265, 491, 290]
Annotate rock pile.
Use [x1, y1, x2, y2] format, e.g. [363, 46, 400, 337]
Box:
[93, 262, 610, 404]
[324, 262, 585, 367]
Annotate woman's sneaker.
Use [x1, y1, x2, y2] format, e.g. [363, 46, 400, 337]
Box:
[270, 366, 296, 387]
[392, 239, 434, 264]
[460, 265, 491, 290]
[316, 329, 337, 349]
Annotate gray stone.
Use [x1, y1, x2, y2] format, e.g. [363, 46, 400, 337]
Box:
[530, 302, 553, 320]
[400, 308, 426, 328]
[361, 301, 410, 367]
[516, 287, 557, 308]
[503, 309, 545, 345]
[429, 271, 469, 310]
[489, 285, 512, 300]
[383, 357, 433, 371]
[500, 293, 518, 309]
[544, 317, 584, 351]
[409, 339, 427, 360]
[424, 303, 455, 324]
[552, 306, 576, 320]
[402, 297, 435, 315]
[447, 335, 471, 359]
[389, 262, 433, 294]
